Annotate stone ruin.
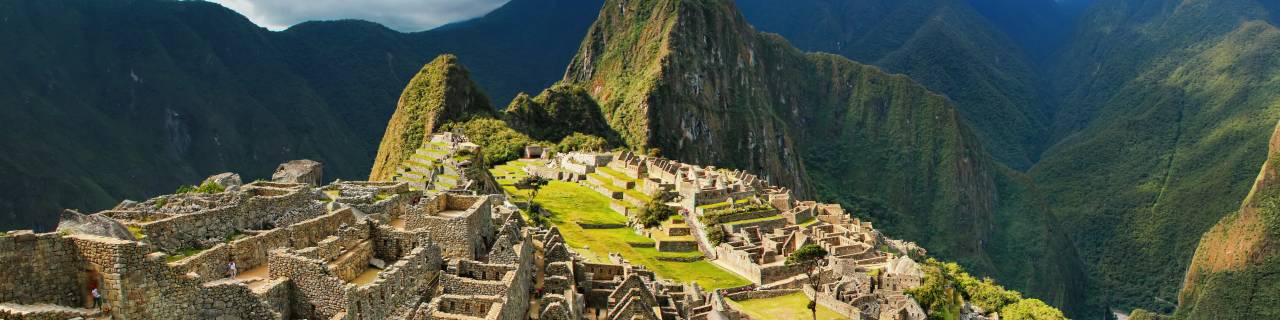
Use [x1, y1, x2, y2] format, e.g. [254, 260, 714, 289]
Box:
[0, 156, 722, 320]
[2, 134, 939, 320]
[522, 150, 933, 320]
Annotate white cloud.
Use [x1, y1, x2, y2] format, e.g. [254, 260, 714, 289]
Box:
[207, 0, 510, 32]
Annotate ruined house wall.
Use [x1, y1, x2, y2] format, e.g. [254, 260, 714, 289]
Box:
[268, 249, 348, 320]
[169, 243, 232, 281]
[328, 241, 374, 282]
[139, 188, 322, 252]
[0, 232, 83, 307]
[405, 195, 493, 260]
[346, 245, 442, 320]
[286, 208, 357, 249]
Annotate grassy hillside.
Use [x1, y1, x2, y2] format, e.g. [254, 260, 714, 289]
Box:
[1035, 0, 1280, 312]
[562, 0, 1088, 314]
[0, 0, 601, 231]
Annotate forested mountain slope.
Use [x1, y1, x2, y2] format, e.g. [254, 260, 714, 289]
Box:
[1032, 0, 1280, 312]
[735, 0, 1061, 169]
[1175, 120, 1280, 319]
[0, 0, 602, 231]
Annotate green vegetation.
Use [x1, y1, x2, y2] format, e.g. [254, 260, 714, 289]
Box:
[175, 181, 225, 195]
[127, 225, 147, 240]
[165, 247, 208, 263]
[636, 192, 676, 228]
[705, 226, 725, 246]
[727, 292, 847, 320]
[370, 55, 495, 180]
[555, 132, 609, 153]
[907, 259, 1064, 320]
[442, 118, 544, 166]
[786, 244, 829, 320]
[490, 161, 749, 289]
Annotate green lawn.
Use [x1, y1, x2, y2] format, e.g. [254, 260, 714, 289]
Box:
[728, 292, 848, 320]
[490, 161, 751, 289]
[724, 215, 786, 226]
[596, 166, 636, 182]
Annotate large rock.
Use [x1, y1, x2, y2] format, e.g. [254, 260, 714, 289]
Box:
[272, 160, 323, 185]
[56, 209, 136, 241]
[202, 172, 242, 189]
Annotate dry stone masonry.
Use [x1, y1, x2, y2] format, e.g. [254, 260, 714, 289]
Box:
[2, 133, 935, 320]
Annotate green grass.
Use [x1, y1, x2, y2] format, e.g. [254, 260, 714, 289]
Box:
[596, 166, 636, 182]
[491, 161, 749, 289]
[727, 292, 848, 320]
[723, 215, 785, 226]
[166, 247, 207, 263]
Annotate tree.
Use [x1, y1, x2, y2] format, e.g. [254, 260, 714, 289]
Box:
[786, 244, 829, 320]
[636, 192, 676, 228]
[519, 176, 550, 226]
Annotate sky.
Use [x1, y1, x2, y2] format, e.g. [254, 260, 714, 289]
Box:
[207, 0, 511, 32]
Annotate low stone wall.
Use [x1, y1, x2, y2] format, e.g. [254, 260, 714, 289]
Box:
[724, 289, 798, 301]
[707, 209, 780, 224]
[802, 285, 862, 320]
[404, 195, 494, 260]
[609, 201, 633, 217]
[656, 240, 698, 252]
[169, 243, 231, 281]
[0, 232, 83, 307]
[723, 217, 788, 234]
[328, 241, 374, 282]
[577, 222, 627, 229]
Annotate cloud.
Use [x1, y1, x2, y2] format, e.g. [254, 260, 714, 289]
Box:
[208, 0, 510, 32]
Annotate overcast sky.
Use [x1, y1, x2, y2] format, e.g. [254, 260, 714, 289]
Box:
[208, 0, 510, 32]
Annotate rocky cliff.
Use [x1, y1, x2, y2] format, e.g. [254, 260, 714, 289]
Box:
[369, 55, 494, 181]
[1176, 120, 1280, 319]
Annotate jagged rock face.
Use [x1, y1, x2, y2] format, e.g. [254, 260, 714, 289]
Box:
[369, 55, 495, 181]
[273, 159, 324, 185]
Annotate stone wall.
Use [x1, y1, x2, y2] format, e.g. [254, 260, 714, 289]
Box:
[139, 185, 324, 252]
[268, 249, 347, 319]
[405, 195, 494, 260]
[346, 245, 442, 320]
[0, 232, 83, 307]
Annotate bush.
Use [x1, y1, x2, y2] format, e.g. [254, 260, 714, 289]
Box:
[636, 192, 675, 228]
[705, 226, 725, 246]
[175, 181, 225, 195]
[907, 259, 1064, 319]
[556, 132, 609, 153]
[1002, 299, 1066, 320]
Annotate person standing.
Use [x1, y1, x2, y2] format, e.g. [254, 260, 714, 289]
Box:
[228, 258, 238, 278]
[91, 287, 101, 309]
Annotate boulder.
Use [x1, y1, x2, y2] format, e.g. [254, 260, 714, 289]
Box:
[56, 209, 136, 241]
[272, 159, 324, 185]
[202, 172, 242, 189]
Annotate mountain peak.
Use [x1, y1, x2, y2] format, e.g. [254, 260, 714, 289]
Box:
[369, 54, 494, 181]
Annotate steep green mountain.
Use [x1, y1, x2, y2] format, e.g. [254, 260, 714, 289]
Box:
[562, 0, 1088, 314]
[735, 0, 1051, 169]
[1175, 121, 1280, 319]
[1033, 0, 1280, 312]
[369, 55, 495, 181]
[503, 84, 622, 144]
[0, 0, 602, 231]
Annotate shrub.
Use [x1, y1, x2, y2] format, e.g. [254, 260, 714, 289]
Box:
[705, 226, 725, 246]
[1002, 299, 1066, 320]
[636, 192, 675, 228]
[556, 132, 609, 153]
